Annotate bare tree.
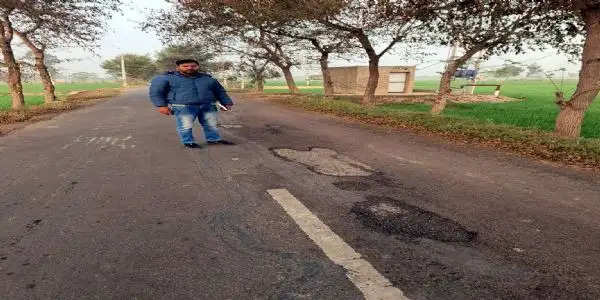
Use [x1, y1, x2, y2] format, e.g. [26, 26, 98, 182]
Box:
[265, 21, 360, 96]
[12, 0, 121, 104]
[210, 1, 361, 96]
[543, 0, 600, 137]
[239, 56, 280, 92]
[144, 0, 304, 94]
[428, 0, 555, 114]
[297, 0, 437, 104]
[246, 30, 304, 93]
[0, 2, 25, 109]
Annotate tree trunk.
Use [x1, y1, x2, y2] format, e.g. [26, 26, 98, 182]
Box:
[362, 55, 379, 104]
[431, 61, 458, 114]
[320, 53, 334, 96]
[256, 73, 264, 92]
[281, 66, 299, 94]
[554, 8, 600, 138]
[33, 50, 56, 103]
[15, 32, 56, 103]
[431, 49, 480, 115]
[0, 39, 24, 110]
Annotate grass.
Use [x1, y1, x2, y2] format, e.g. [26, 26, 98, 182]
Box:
[265, 80, 324, 87]
[0, 82, 121, 110]
[263, 79, 326, 95]
[264, 87, 326, 94]
[0, 88, 122, 127]
[261, 93, 600, 167]
[264, 79, 600, 139]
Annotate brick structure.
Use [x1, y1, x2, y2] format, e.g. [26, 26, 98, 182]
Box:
[329, 66, 416, 95]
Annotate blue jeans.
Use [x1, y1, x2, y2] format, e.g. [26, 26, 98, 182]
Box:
[170, 104, 221, 144]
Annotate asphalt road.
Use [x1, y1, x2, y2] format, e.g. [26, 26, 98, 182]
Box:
[1, 89, 599, 300]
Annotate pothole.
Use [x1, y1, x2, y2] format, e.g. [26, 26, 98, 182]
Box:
[351, 196, 477, 243]
[332, 181, 372, 191]
[266, 124, 283, 135]
[271, 148, 374, 177]
[369, 202, 409, 216]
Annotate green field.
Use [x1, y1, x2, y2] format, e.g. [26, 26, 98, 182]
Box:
[263, 79, 325, 94]
[265, 79, 600, 138]
[5, 79, 599, 138]
[0, 82, 121, 110]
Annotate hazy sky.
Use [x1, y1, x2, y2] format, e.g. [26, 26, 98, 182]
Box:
[29, 0, 580, 79]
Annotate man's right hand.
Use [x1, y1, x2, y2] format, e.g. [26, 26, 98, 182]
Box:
[158, 107, 172, 115]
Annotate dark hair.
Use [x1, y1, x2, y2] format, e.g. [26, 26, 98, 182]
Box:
[176, 59, 199, 66]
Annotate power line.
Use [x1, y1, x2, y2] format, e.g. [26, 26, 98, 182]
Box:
[416, 61, 445, 71]
[477, 54, 557, 71]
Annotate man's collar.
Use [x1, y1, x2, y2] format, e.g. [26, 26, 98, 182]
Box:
[176, 71, 199, 77]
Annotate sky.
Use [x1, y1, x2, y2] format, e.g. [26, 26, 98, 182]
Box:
[23, 0, 580, 80]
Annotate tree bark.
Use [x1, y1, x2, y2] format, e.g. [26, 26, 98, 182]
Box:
[431, 61, 457, 114]
[431, 48, 480, 115]
[362, 55, 379, 104]
[352, 31, 381, 104]
[554, 8, 600, 138]
[281, 65, 299, 94]
[0, 35, 24, 110]
[33, 49, 56, 103]
[320, 52, 334, 96]
[256, 72, 264, 92]
[15, 32, 56, 103]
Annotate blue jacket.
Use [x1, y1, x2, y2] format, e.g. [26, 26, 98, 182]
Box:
[149, 71, 234, 108]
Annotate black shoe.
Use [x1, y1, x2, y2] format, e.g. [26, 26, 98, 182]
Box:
[207, 140, 235, 145]
[184, 143, 202, 149]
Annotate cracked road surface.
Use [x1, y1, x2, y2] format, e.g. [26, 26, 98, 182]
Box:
[1, 89, 600, 299]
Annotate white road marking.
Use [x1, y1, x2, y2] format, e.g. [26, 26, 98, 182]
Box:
[390, 154, 424, 165]
[463, 172, 495, 183]
[267, 189, 409, 300]
[63, 135, 136, 150]
[220, 124, 244, 128]
[367, 144, 423, 165]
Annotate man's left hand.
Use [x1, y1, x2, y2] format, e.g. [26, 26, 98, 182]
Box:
[218, 103, 233, 111]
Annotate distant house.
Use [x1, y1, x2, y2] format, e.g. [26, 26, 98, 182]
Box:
[329, 66, 416, 95]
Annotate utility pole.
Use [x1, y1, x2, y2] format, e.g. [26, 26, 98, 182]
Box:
[468, 51, 484, 95]
[444, 43, 459, 71]
[302, 54, 310, 87]
[120, 55, 128, 88]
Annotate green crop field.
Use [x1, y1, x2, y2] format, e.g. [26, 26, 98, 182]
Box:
[0, 82, 121, 110]
[264, 78, 600, 138]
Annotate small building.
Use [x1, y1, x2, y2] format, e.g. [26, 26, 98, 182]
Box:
[329, 66, 416, 95]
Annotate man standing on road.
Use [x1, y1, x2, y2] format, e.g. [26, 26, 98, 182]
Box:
[149, 59, 235, 148]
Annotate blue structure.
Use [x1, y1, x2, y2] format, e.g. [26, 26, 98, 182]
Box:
[454, 69, 478, 79]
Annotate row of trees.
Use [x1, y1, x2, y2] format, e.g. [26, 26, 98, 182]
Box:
[100, 44, 215, 81]
[145, 0, 599, 138]
[100, 44, 280, 89]
[479, 63, 544, 78]
[0, 0, 120, 109]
